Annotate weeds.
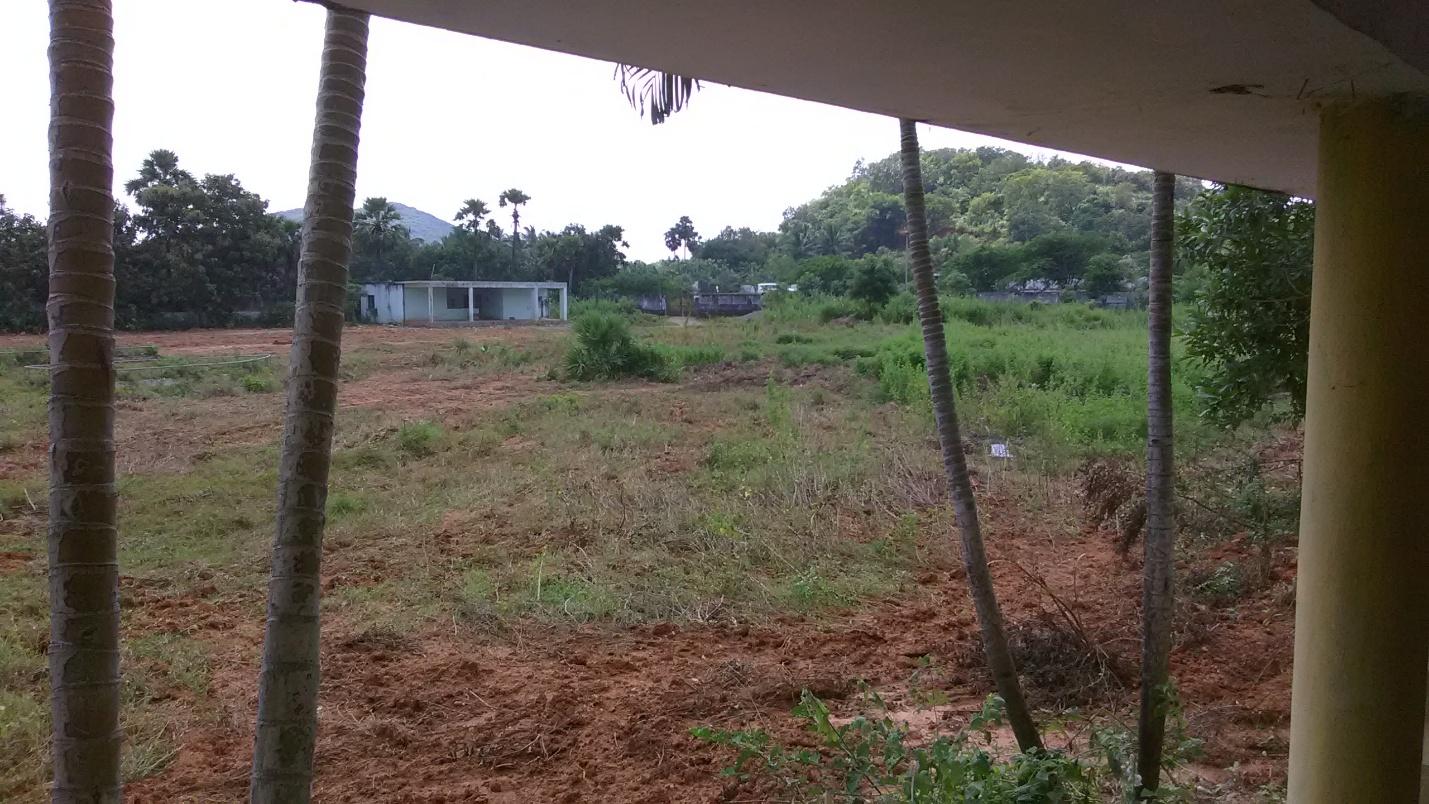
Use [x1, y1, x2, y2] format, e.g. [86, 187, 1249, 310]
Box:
[396, 421, 443, 457]
[564, 313, 676, 381]
[694, 691, 1100, 803]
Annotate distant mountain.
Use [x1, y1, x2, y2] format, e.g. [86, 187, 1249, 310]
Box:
[275, 202, 455, 243]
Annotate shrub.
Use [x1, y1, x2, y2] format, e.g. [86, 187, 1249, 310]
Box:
[876, 291, 918, 324]
[694, 692, 1099, 803]
[396, 420, 443, 457]
[563, 313, 676, 382]
[569, 297, 640, 321]
[816, 297, 861, 323]
[241, 374, 275, 393]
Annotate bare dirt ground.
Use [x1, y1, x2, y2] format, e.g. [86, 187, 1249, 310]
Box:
[0, 323, 559, 356]
[115, 491, 1293, 803]
[3, 325, 1294, 802]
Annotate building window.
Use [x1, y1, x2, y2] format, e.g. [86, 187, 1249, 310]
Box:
[445, 287, 469, 309]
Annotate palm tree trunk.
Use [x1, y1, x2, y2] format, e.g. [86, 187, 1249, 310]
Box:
[46, 2, 121, 800]
[511, 209, 520, 267]
[898, 118, 1041, 752]
[1135, 170, 1177, 794]
[249, 9, 368, 802]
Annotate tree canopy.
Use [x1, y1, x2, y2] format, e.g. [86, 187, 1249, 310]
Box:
[1179, 185, 1314, 426]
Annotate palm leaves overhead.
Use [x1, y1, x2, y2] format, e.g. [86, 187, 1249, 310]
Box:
[615, 65, 700, 125]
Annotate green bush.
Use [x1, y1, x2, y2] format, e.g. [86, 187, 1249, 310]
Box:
[396, 420, 443, 457]
[564, 313, 676, 382]
[241, 374, 276, 393]
[816, 297, 862, 323]
[876, 291, 919, 324]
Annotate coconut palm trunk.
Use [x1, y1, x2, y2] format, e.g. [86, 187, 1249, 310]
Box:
[249, 8, 368, 802]
[1135, 170, 1176, 794]
[46, 1, 121, 800]
[898, 118, 1041, 752]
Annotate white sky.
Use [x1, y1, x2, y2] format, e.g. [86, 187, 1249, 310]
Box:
[0, 0, 1124, 261]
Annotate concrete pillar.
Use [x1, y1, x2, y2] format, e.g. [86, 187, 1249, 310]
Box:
[1288, 95, 1429, 803]
[560, 286, 568, 320]
[426, 285, 435, 324]
[467, 286, 475, 322]
[532, 286, 541, 319]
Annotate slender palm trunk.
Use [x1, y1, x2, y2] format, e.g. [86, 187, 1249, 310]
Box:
[1135, 170, 1176, 794]
[511, 209, 520, 267]
[250, 9, 368, 802]
[898, 119, 1041, 751]
[46, 2, 121, 800]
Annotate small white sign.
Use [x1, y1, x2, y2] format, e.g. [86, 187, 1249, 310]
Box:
[990, 443, 1013, 459]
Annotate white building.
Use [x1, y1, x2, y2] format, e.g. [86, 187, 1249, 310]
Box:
[357, 280, 568, 325]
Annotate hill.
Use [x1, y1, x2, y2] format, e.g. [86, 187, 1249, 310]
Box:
[275, 201, 454, 243]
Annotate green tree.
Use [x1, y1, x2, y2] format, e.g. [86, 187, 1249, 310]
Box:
[250, 9, 369, 802]
[46, 2, 122, 800]
[498, 188, 530, 265]
[664, 215, 700, 259]
[353, 196, 408, 278]
[899, 119, 1041, 752]
[793, 255, 855, 296]
[695, 226, 776, 272]
[454, 198, 490, 233]
[530, 223, 628, 294]
[1136, 171, 1177, 795]
[1178, 185, 1313, 426]
[1083, 253, 1127, 296]
[0, 196, 49, 331]
[115, 150, 290, 326]
[848, 255, 899, 306]
[951, 244, 1023, 291]
[1018, 231, 1110, 288]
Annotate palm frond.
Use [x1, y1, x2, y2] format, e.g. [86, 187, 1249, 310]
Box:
[615, 65, 700, 125]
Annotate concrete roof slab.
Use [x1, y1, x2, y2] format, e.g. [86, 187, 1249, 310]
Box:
[339, 0, 1428, 196]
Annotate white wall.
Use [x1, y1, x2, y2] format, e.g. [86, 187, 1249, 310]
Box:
[498, 288, 536, 320]
[360, 283, 404, 324]
[375, 284, 553, 323]
[431, 287, 473, 321]
[403, 286, 430, 322]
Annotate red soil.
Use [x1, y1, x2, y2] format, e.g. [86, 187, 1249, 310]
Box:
[122, 491, 1293, 803]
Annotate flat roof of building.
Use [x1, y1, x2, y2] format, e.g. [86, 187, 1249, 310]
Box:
[365, 281, 568, 290]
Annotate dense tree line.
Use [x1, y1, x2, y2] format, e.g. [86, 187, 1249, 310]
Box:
[2, 150, 298, 331]
[3, 145, 1306, 389]
[0, 152, 631, 331]
[592, 147, 1205, 302]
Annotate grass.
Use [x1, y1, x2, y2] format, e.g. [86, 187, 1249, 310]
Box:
[0, 302, 1260, 796]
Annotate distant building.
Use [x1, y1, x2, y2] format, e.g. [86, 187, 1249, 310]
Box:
[693, 291, 762, 317]
[357, 280, 568, 325]
[636, 295, 668, 315]
[977, 289, 1064, 304]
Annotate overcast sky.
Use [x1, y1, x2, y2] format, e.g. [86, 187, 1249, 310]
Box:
[0, 0, 1124, 261]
